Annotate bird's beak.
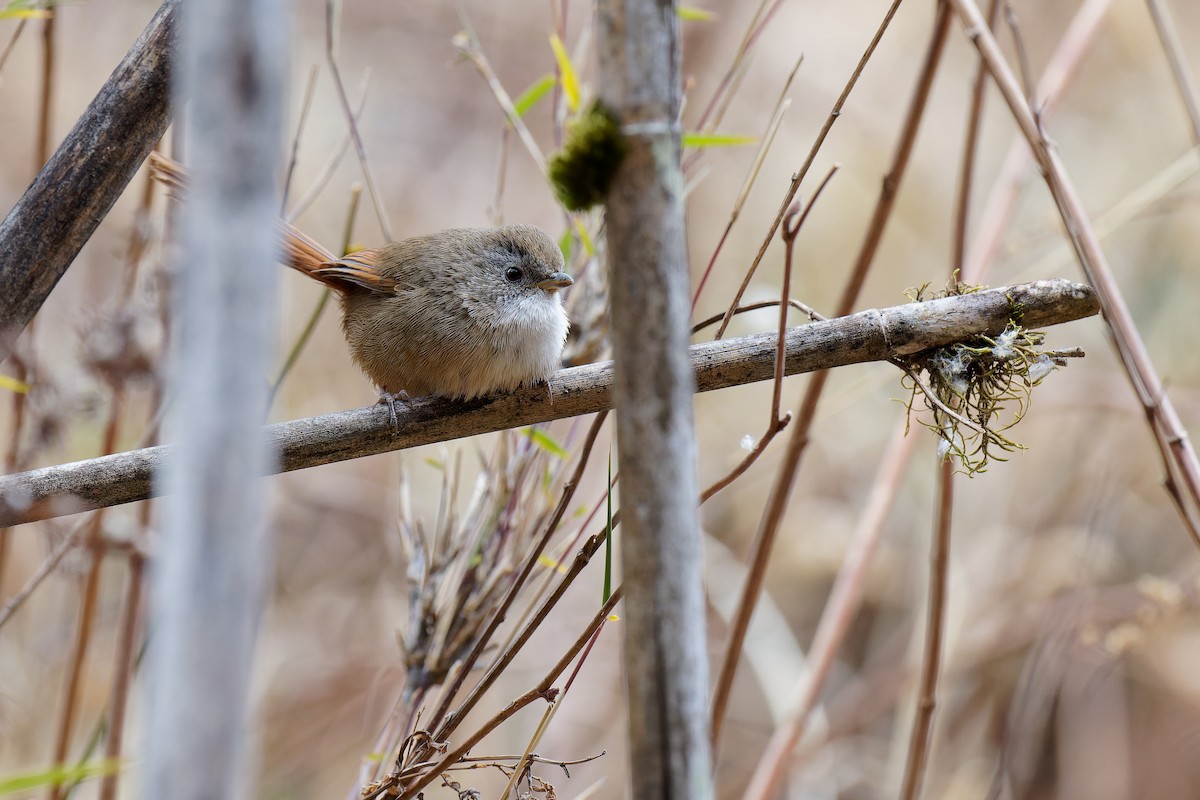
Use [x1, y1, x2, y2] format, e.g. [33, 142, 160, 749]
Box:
[536, 272, 574, 292]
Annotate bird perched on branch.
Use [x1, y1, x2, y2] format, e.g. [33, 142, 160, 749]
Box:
[150, 154, 573, 424]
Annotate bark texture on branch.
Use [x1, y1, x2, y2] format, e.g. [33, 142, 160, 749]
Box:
[0, 0, 178, 362]
[595, 2, 712, 799]
[141, 0, 286, 797]
[0, 279, 1099, 527]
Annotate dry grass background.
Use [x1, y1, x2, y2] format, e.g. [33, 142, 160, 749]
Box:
[0, 0, 1198, 798]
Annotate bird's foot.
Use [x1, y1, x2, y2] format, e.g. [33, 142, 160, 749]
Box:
[377, 390, 411, 433]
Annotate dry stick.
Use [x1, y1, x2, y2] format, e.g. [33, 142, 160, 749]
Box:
[738, 0, 1099, 768]
[0, 280, 1099, 528]
[740, 6, 997, 781]
[714, 0, 904, 340]
[389, 588, 624, 800]
[947, 0, 1200, 541]
[715, 3, 955, 761]
[412, 431, 614, 786]
[692, 0, 786, 136]
[700, 216, 800, 504]
[496, 605, 612, 800]
[699, 167, 838, 505]
[0, 0, 178, 363]
[953, 0, 1003, 270]
[36, 5, 55, 169]
[681, 0, 788, 175]
[897, 455, 954, 800]
[1000, 1, 1036, 106]
[97, 537, 148, 800]
[963, 0, 1112, 281]
[46, 391, 124, 800]
[1144, 0, 1200, 146]
[0, 517, 90, 630]
[280, 64, 321, 213]
[454, 14, 547, 174]
[97, 547, 145, 800]
[691, 56, 800, 312]
[285, 70, 372, 222]
[324, 0, 391, 240]
[416, 413, 610, 759]
[741, 425, 919, 794]
[0, 18, 26, 75]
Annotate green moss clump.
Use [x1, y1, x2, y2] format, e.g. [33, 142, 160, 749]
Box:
[548, 102, 628, 212]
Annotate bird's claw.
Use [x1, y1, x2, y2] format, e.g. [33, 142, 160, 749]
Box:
[378, 390, 410, 433]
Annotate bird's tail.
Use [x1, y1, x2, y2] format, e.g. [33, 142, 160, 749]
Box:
[148, 152, 346, 288]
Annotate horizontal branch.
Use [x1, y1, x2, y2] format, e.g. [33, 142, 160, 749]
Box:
[0, 279, 1098, 527]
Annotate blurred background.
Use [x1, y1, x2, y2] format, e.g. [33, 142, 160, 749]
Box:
[1, 0, 1199, 797]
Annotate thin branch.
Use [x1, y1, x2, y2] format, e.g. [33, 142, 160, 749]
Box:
[716, 4, 956, 758]
[324, 0, 392, 240]
[898, 455, 954, 800]
[392, 589, 624, 800]
[738, 424, 920, 799]
[421, 411, 610, 743]
[1143, 0, 1200, 146]
[47, 390, 124, 800]
[0, 517, 90, 631]
[691, 55, 801, 312]
[454, 10, 547, 174]
[0, 0, 178, 363]
[963, 0, 1113, 282]
[280, 63, 320, 212]
[714, 0, 905, 339]
[285, 70, 372, 222]
[0, 280, 1100, 528]
[948, 0, 1200, 542]
[35, 5, 56, 170]
[953, 0, 1003, 270]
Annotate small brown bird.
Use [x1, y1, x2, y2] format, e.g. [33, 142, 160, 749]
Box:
[283, 223, 573, 410]
[149, 154, 572, 419]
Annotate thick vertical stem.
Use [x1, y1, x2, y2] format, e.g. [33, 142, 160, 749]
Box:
[142, 0, 286, 796]
[597, 1, 711, 798]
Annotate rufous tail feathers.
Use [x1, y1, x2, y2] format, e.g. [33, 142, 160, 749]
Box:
[147, 152, 393, 293]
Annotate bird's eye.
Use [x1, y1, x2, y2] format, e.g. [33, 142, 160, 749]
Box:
[504, 266, 523, 282]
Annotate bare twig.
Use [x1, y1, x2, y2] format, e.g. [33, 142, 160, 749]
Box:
[697, 163, 838, 506]
[948, 0, 1200, 541]
[953, 0, 1003, 269]
[963, 0, 1113, 282]
[281, 63, 320, 212]
[420, 411, 609, 742]
[0, 517, 88, 631]
[0, 280, 1101, 528]
[324, 0, 392, 240]
[0, 0, 178, 363]
[714, 0, 904, 339]
[97, 548, 145, 800]
[898, 455, 954, 800]
[1143, 0, 1200, 146]
[717, 4, 955, 758]
[691, 55, 800, 312]
[454, 10, 547, 174]
[285, 70, 372, 222]
[46, 393, 123, 800]
[737, 424, 919, 798]
[392, 589, 623, 800]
